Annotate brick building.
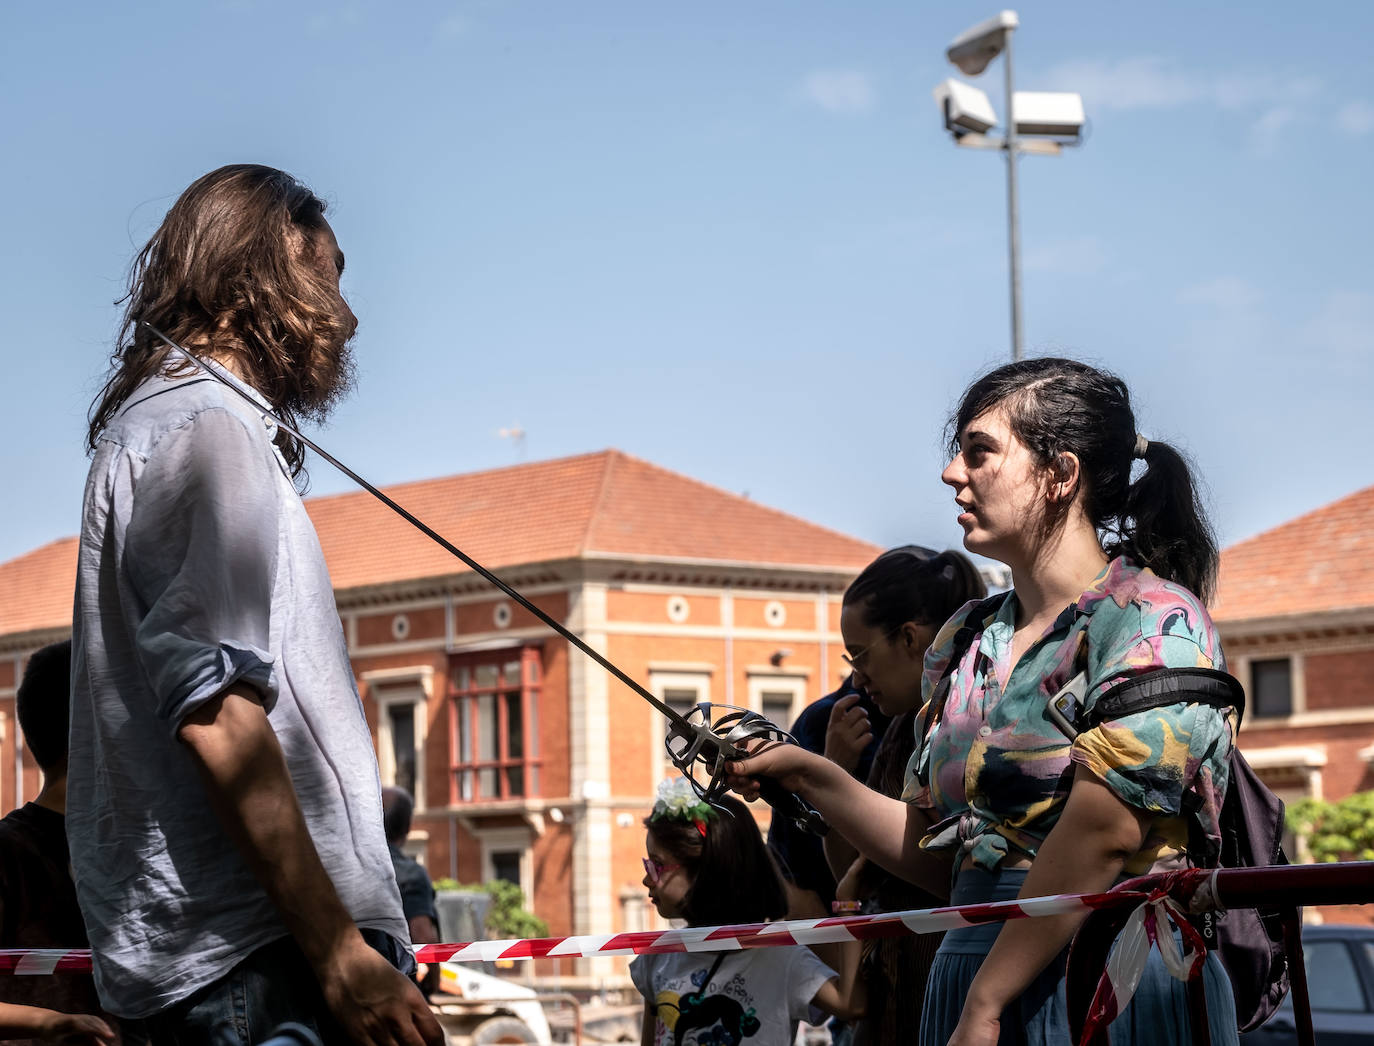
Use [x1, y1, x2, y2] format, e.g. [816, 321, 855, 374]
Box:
[1214, 484, 1374, 921]
[0, 449, 878, 968]
[5, 461, 1369, 948]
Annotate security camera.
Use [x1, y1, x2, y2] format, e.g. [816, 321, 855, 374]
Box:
[945, 10, 1019, 76]
[933, 78, 999, 135]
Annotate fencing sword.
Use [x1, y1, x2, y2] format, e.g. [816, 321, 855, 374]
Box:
[141, 323, 828, 836]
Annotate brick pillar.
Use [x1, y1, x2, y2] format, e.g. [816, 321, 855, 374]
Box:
[566, 582, 617, 978]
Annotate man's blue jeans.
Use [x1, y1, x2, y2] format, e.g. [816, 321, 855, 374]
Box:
[122, 929, 413, 1046]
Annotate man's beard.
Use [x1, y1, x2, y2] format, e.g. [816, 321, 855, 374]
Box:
[291, 303, 359, 425]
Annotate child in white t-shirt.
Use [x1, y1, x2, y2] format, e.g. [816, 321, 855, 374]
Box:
[630, 779, 864, 1046]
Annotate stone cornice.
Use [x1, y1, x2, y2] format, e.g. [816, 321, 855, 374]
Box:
[333, 554, 859, 611]
[0, 626, 70, 656]
[1217, 606, 1374, 649]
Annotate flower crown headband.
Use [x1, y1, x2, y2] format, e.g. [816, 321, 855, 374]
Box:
[649, 776, 715, 837]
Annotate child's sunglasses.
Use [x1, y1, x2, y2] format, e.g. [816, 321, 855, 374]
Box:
[642, 857, 681, 884]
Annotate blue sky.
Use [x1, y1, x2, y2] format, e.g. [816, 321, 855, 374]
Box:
[3, 1, 1371, 570]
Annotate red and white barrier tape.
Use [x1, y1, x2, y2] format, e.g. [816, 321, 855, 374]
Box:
[1079, 875, 1210, 1042]
[0, 880, 1147, 974]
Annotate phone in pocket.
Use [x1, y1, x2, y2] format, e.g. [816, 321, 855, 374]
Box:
[1046, 671, 1086, 740]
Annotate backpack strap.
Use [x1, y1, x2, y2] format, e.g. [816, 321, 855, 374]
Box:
[1081, 667, 1245, 731]
[1077, 666, 1245, 870]
[915, 591, 1010, 787]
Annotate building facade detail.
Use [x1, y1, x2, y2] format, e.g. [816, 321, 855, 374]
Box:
[0, 450, 879, 974]
[1215, 485, 1374, 922]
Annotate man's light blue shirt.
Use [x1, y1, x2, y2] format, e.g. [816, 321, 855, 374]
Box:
[69, 366, 408, 1017]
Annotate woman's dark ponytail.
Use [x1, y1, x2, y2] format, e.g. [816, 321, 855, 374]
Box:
[1120, 439, 1218, 604]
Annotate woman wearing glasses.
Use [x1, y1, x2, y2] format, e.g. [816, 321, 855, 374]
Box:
[824, 545, 984, 1046]
[729, 358, 1238, 1045]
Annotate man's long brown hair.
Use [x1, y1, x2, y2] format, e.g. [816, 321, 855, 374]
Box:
[87, 164, 358, 480]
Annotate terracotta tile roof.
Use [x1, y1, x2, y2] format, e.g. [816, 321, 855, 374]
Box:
[309, 449, 881, 591]
[0, 451, 879, 638]
[0, 537, 79, 640]
[1214, 484, 1374, 623]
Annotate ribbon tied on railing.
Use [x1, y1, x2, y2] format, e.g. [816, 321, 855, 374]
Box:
[1079, 874, 1209, 1043]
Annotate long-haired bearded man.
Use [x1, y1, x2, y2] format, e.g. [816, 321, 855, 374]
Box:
[70, 165, 444, 1046]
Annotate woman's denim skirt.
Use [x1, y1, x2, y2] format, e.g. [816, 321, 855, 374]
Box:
[919, 865, 1239, 1045]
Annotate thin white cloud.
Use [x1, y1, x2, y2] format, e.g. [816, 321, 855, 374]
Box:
[1211, 73, 1320, 110]
[1336, 101, 1374, 136]
[801, 71, 875, 115]
[1046, 57, 1319, 114]
[1025, 235, 1108, 276]
[1046, 58, 1321, 153]
[1251, 105, 1300, 154]
[1045, 57, 1195, 110]
[1177, 276, 1262, 311]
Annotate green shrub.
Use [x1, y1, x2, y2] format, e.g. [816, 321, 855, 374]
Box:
[432, 877, 549, 938]
[1288, 791, 1374, 863]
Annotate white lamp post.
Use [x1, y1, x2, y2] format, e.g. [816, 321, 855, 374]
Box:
[933, 11, 1085, 361]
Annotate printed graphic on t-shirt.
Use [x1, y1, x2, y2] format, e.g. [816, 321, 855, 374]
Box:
[653, 963, 761, 1046]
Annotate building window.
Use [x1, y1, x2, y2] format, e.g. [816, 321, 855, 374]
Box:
[648, 672, 711, 782]
[448, 646, 542, 802]
[491, 850, 522, 887]
[747, 673, 807, 736]
[662, 687, 701, 728]
[760, 689, 798, 732]
[367, 673, 431, 810]
[387, 699, 418, 797]
[477, 827, 534, 893]
[1251, 658, 1294, 718]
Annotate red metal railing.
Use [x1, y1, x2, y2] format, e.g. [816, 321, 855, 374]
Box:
[1065, 862, 1374, 1046]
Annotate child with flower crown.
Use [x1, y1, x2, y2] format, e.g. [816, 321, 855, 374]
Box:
[631, 778, 864, 1046]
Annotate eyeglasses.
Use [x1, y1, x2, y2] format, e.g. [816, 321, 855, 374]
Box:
[642, 857, 681, 885]
[841, 546, 942, 676]
[841, 625, 903, 675]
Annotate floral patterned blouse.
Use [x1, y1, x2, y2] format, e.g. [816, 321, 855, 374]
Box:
[905, 557, 1236, 876]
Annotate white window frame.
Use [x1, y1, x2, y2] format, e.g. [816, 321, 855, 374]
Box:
[746, 673, 808, 735]
[475, 826, 534, 891]
[647, 670, 712, 786]
[1238, 654, 1305, 723]
[363, 666, 433, 812]
[1244, 745, 1325, 864]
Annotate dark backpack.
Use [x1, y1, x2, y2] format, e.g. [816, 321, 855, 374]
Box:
[1081, 668, 1294, 1032]
[920, 594, 1293, 1033]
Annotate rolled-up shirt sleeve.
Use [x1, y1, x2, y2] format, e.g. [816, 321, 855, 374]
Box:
[1071, 623, 1231, 822]
[124, 406, 281, 731]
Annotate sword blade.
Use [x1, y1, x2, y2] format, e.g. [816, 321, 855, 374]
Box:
[140, 323, 700, 735]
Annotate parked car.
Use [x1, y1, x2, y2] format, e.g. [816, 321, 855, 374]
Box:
[1241, 924, 1374, 1046]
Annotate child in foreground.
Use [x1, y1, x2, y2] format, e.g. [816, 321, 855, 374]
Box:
[631, 779, 864, 1046]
